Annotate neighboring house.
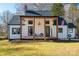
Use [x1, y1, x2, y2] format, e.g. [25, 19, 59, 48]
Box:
[8, 10, 76, 40]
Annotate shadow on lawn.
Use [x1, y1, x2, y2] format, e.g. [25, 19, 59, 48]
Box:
[8, 39, 79, 43]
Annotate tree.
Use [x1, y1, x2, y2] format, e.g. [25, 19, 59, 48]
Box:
[30, 3, 53, 11]
[76, 17, 79, 33]
[2, 10, 13, 38]
[69, 4, 78, 24]
[51, 3, 65, 16]
[69, 4, 79, 34]
[63, 4, 71, 22]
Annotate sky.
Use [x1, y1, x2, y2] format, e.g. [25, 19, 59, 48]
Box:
[0, 3, 79, 14]
[0, 3, 16, 24]
[0, 3, 16, 13]
[0, 3, 79, 12]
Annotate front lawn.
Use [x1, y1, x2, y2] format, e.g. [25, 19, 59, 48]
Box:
[0, 40, 79, 56]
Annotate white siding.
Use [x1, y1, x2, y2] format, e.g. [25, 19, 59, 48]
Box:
[68, 28, 76, 38]
[52, 26, 56, 37]
[58, 26, 68, 40]
[9, 25, 20, 39]
[22, 25, 28, 39]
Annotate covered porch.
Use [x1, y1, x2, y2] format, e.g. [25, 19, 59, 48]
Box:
[20, 16, 58, 40]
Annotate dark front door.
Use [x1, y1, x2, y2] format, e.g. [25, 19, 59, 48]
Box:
[45, 26, 50, 37]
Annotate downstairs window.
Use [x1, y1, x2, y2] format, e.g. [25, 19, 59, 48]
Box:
[68, 28, 73, 33]
[58, 28, 63, 33]
[12, 28, 20, 34]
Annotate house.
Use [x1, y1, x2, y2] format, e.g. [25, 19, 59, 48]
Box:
[8, 10, 76, 41]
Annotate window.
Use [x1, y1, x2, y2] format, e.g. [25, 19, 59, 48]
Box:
[28, 26, 33, 36]
[12, 28, 20, 34]
[45, 20, 49, 24]
[58, 28, 63, 33]
[53, 20, 56, 25]
[68, 29, 73, 33]
[28, 20, 33, 24]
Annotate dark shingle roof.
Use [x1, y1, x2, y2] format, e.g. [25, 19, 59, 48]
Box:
[68, 23, 76, 28]
[8, 15, 20, 25]
[25, 10, 52, 16]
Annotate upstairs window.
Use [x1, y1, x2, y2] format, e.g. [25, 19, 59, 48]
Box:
[45, 20, 49, 24]
[12, 28, 20, 34]
[28, 20, 33, 24]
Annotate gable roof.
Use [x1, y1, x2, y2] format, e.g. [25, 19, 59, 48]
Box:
[8, 15, 20, 25]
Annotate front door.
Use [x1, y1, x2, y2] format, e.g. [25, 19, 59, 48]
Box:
[28, 26, 33, 36]
[45, 26, 50, 37]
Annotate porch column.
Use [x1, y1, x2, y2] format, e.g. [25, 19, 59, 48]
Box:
[56, 17, 58, 38]
[33, 17, 35, 40]
[44, 18, 46, 40]
[20, 17, 22, 39]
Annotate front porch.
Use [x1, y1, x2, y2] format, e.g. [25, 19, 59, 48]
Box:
[20, 16, 59, 40]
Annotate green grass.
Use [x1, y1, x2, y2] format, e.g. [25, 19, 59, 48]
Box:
[0, 40, 79, 56]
